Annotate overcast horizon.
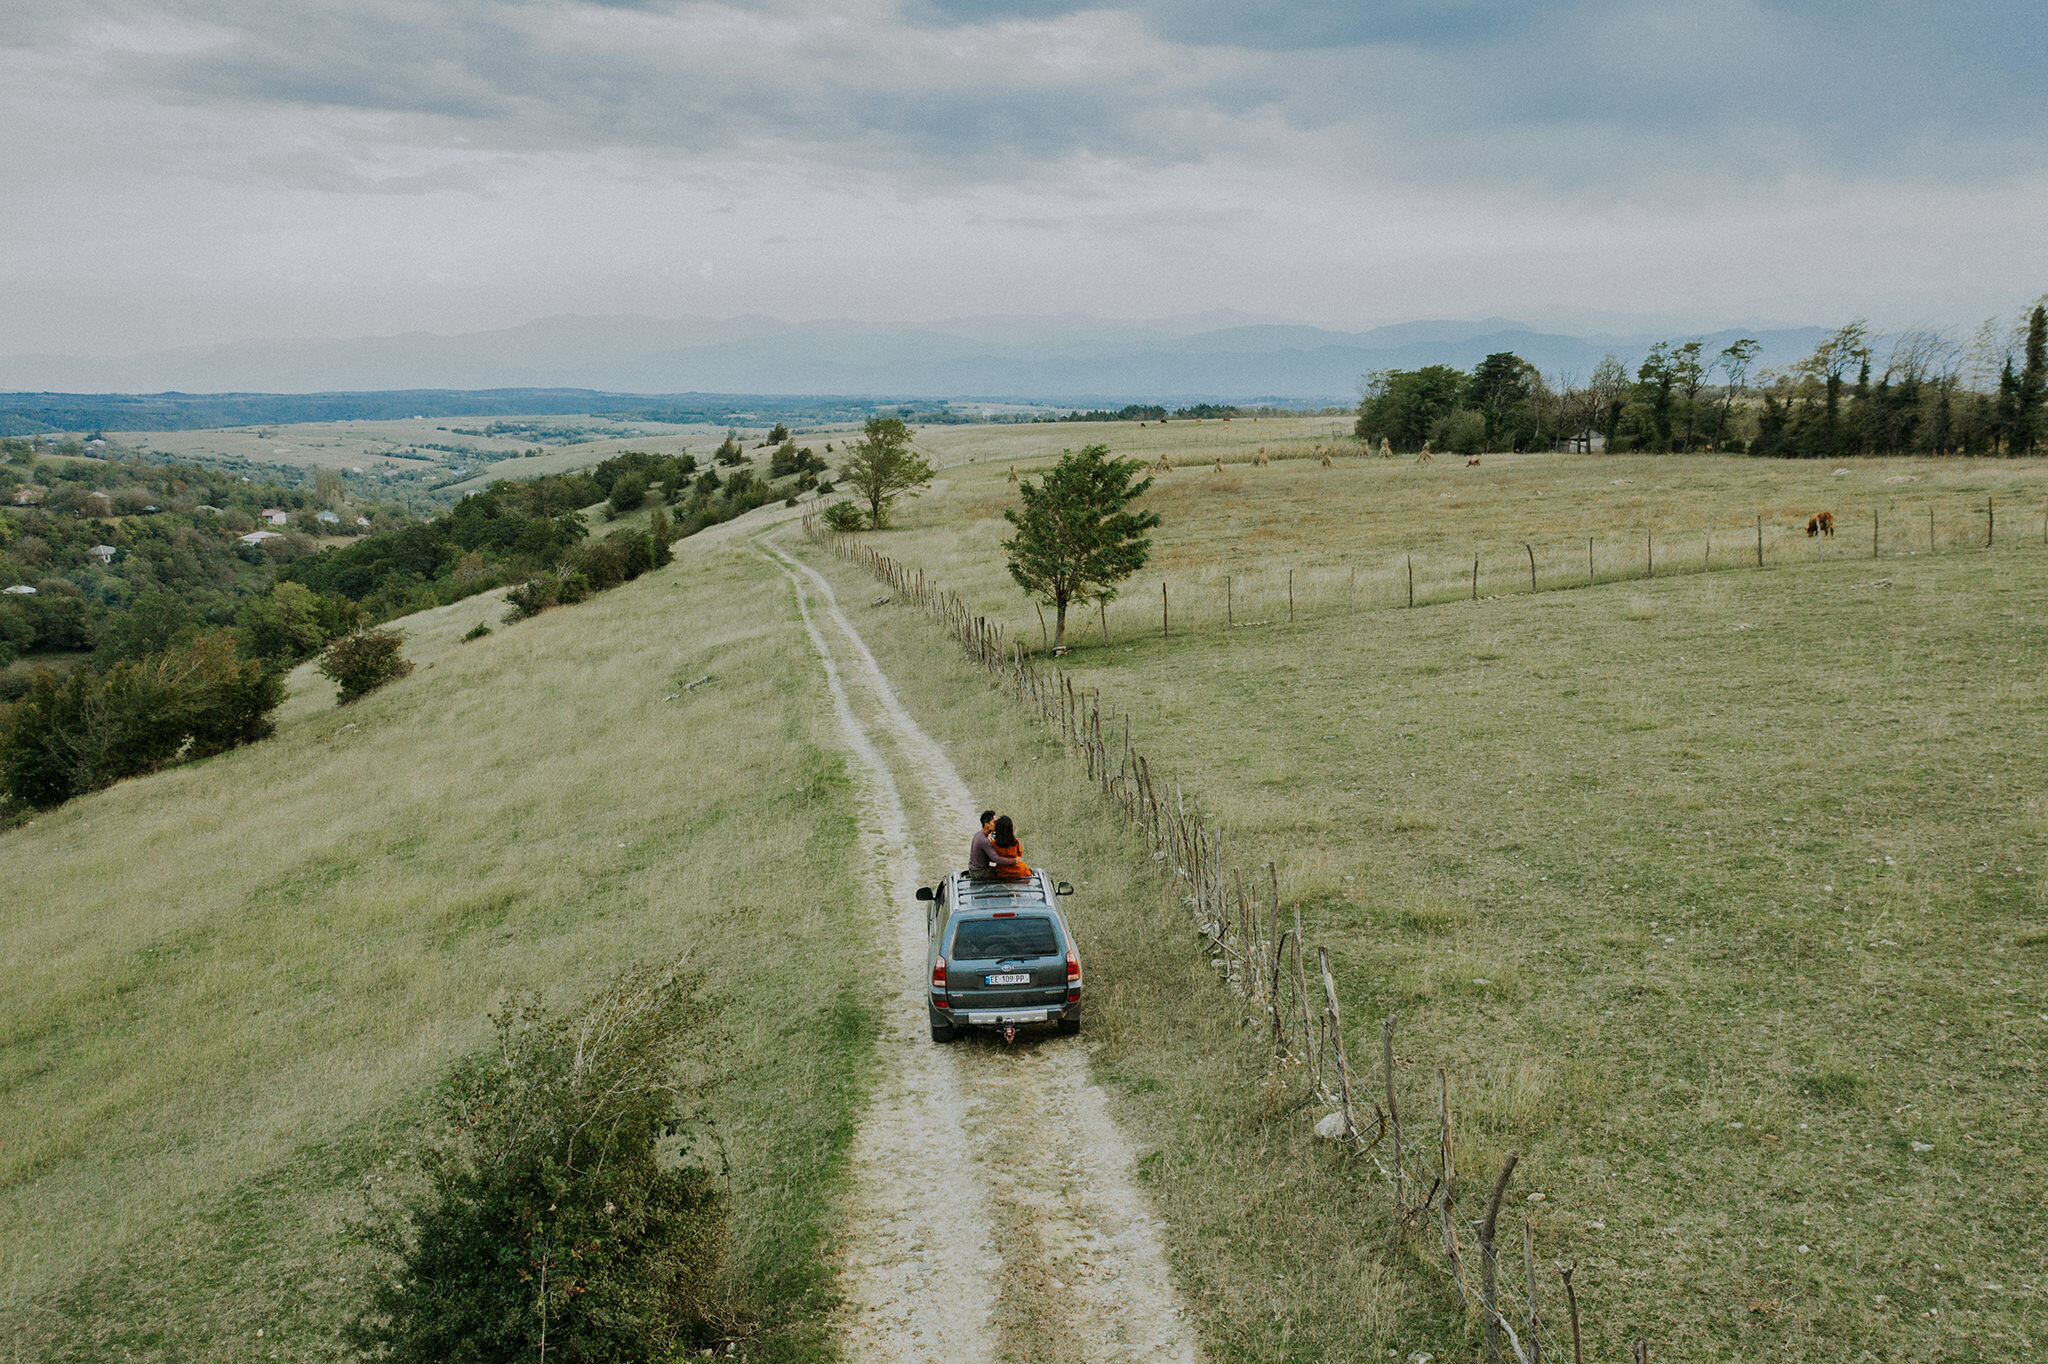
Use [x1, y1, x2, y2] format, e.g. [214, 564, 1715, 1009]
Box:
[6, 1, 2046, 364]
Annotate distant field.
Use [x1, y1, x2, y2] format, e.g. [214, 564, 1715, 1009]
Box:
[0, 533, 878, 1360]
[799, 445, 2048, 1361]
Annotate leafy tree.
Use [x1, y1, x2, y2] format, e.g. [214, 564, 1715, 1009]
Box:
[236, 582, 329, 666]
[1469, 352, 1534, 449]
[767, 422, 790, 444]
[838, 417, 934, 530]
[1001, 444, 1160, 649]
[1669, 339, 1708, 451]
[2015, 304, 2046, 456]
[1590, 354, 1632, 451]
[713, 430, 745, 466]
[92, 589, 195, 667]
[1714, 338, 1761, 448]
[1354, 365, 1467, 451]
[352, 960, 726, 1364]
[1634, 342, 1677, 452]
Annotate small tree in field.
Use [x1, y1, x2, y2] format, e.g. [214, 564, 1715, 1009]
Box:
[837, 417, 933, 530]
[1002, 444, 1160, 649]
[319, 627, 414, 704]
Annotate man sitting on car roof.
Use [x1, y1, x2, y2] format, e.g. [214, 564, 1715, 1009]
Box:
[968, 809, 1023, 878]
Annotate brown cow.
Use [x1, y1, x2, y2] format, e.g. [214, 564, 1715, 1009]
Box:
[1806, 511, 1835, 538]
[1466, 456, 1481, 467]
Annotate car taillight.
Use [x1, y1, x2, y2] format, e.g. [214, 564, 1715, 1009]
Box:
[931, 957, 947, 991]
[1065, 947, 1080, 984]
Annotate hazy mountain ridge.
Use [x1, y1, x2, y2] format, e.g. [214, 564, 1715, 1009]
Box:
[0, 314, 1835, 411]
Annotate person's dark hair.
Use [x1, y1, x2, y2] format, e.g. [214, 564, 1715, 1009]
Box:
[992, 816, 1015, 845]
[980, 810, 996, 826]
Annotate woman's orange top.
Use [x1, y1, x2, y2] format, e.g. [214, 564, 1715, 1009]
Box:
[992, 841, 1031, 879]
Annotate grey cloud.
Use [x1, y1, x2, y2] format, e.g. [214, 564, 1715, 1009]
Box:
[38, 0, 2048, 195]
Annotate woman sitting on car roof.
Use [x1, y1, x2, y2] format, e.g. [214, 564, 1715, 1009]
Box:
[989, 815, 1032, 880]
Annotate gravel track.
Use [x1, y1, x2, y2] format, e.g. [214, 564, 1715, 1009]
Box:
[762, 537, 1199, 1364]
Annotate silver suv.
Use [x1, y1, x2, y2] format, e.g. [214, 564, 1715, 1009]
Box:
[916, 870, 1080, 1043]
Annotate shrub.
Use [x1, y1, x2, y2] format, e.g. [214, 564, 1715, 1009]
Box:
[462, 622, 491, 642]
[606, 472, 648, 519]
[354, 959, 726, 1364]
[821, 501, 865, 533]
[318, 628, 414, 705]
[1430, 408, 1487, 456]
[0, 631, 282, 806]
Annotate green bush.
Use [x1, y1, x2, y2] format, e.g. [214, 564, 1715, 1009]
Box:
[1430, 408, 1487, 456]
[461, 622, 491, 642]
[354, 959, 727, 1364]
[606, 472, 648, 519]
[820, 501, 865, 533]
[0, 631, 282, 807]
[317, 628, 414, 705]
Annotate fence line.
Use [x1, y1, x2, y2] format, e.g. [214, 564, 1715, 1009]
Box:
[941, 496, 2035, 645]
[805, 517, 1652, 1363]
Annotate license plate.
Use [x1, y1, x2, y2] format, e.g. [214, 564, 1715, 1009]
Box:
[985, 972, 1031, 985]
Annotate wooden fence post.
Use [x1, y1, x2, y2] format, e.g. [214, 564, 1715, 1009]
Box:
[1100, 598, 1109, 647]
[1288, 568, 1295, 623]
[1988, 496, 1994, 547]
[1525, 542, 1536, 592]
[1481, 1150, 1521, 1364]
[1349, 564, 1357, 613]
[1929, 504, 1935, 552]
[1161, 581, 1169, 638]
[1471, 554, 1479, 601]
[1756, 514, 1763, 567]
[1560, 1262, 1584, 1364]
[1408, 555, 1414, 608]
[1383, 1017, 1403, 1210]
[1646, 529, 1653, 579]
[1874, 509, 1879, 560]
[1319, 948, 1356, 1139]
[1587, 537, 1595, 586]
[1226, 574, 1232, 627]
[1524, 1218, 1542, 1364]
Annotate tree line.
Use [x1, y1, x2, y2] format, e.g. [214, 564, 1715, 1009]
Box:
[1354, 302, 2048, 458]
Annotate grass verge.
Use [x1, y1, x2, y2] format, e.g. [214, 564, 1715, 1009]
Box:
[2, 534, 877, 1362]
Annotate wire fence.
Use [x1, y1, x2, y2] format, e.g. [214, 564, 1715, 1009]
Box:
[960, 495, 2031, 646]
[808, 517, 1651, 1363]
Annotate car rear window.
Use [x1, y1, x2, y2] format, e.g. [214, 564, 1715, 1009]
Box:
[951, 916, 1059, 960]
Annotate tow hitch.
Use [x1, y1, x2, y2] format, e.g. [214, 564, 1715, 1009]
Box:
[1002, 1023, 1018, 1044]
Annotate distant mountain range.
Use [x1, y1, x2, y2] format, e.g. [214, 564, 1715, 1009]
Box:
[0, 314, 1836, 424]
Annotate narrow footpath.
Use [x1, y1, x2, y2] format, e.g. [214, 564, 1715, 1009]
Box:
[759, 535, 1200, 1364]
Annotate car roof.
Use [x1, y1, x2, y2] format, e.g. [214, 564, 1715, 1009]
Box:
[948, 871, 1058, 914]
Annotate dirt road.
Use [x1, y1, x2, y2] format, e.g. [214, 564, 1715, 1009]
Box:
[761, 536, 1200, 1364]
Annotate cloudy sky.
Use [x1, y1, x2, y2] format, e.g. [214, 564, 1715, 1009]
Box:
[4, 0, 2045, 355]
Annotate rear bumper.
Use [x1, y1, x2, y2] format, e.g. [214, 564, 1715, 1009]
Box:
[932, 1000, 1076, 1028]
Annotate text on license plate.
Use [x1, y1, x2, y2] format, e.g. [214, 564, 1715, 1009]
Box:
[985, 972, 1031, 985]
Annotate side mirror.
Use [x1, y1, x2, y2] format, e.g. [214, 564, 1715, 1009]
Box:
[915, 886, 934, 902]
[1055, 882, 1074, 896]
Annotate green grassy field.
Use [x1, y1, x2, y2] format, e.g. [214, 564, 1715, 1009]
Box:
[794, 446, 2048, 1361]
[1, 530, 878, 1361]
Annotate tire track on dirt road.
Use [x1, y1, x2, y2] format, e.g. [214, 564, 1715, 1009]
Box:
[762, 536, 1201, 1364]
[765, 540, 1001, 1364]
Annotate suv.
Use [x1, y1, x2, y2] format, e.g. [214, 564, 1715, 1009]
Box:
[917, 870, 1081, 1043]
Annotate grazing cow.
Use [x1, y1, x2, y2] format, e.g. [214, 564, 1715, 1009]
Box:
[1806, 511, 1835, 537]
[1466, 456, 1481, 467]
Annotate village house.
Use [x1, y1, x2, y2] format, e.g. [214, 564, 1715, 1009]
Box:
[238, 529, 283, 546]
[3, 584, 35, 595]
[315, 509, 340, 524]
[261, 508, 289, 526]
[87, 544, 118, 564]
